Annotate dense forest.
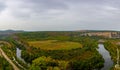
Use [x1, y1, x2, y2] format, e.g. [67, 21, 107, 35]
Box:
[0, 57, 13, 70]
[104, 39, 120, 64]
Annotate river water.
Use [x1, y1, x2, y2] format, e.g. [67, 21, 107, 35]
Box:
[97, 44, 113, 70]
[16, 48, 26, 63]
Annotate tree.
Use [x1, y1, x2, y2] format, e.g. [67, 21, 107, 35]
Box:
[29, 56, 58, 70]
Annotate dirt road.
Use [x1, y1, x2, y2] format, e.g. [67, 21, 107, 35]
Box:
[0, 47, 20, 70]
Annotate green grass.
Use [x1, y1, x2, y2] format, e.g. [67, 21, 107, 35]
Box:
[28, 40, 82, 50]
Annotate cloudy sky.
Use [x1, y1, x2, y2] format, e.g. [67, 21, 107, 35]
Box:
[0, 0, 120, 31]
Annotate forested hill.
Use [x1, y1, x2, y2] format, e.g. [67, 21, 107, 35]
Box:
[16, 30, 120, 40]
[1, 30, 120, 39]
[0, 30, 24, 34]
[0, 30, 24, 39]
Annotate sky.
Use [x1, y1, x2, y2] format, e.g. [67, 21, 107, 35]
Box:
[0, 0, 120, 31]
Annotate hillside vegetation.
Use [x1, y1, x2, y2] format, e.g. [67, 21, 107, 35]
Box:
[0, 57, 13, 70]
[12, 32, 104, 70]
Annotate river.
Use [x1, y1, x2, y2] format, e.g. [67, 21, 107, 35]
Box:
[97, 44, 113, 70]
[16, 48, 26, 63]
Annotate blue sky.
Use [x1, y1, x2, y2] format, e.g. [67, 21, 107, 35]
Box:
[0, 0, 120, 31]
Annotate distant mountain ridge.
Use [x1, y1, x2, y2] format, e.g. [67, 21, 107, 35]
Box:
[0, 30, 24, 35]
[5, 30, 119, 38]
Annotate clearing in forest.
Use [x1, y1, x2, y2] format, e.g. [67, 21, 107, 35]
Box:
[28, 40, 82, 50]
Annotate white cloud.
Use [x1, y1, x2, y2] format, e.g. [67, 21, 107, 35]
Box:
[0, 0, 120, 31]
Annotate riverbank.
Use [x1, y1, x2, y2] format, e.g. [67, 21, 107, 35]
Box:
[0, 46, 20, 70]
[97, 44, 113, 70]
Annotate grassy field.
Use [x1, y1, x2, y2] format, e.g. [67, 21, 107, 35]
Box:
[28, 40, 82, 50]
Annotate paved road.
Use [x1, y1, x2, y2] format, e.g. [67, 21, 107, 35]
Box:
[0, 47, 20, 70]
